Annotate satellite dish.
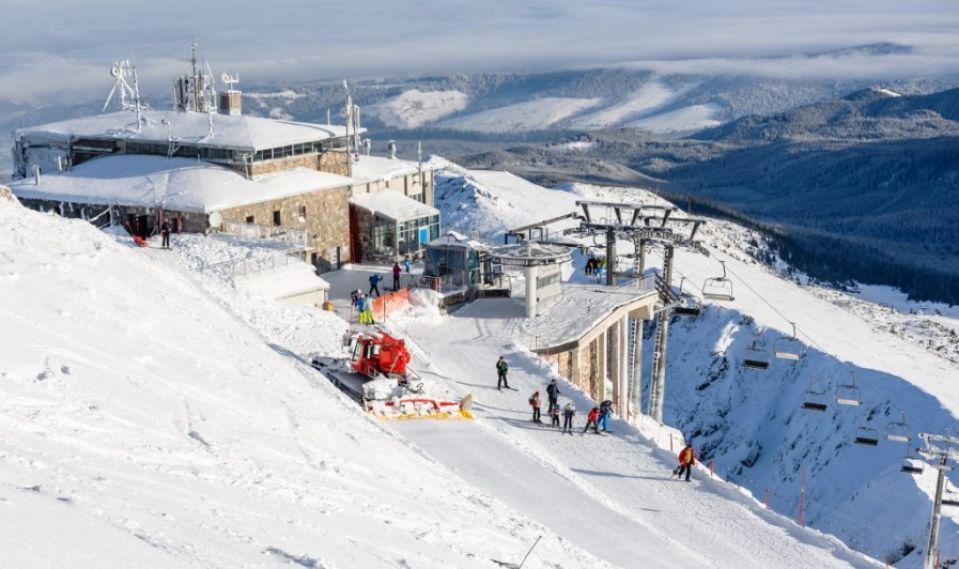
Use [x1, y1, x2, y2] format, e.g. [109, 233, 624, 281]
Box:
[208, 211, 223, 229]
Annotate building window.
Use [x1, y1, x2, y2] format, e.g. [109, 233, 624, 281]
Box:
[273, 210, 282, 226]
[298, 206, 307, 220]
[246, 215, 255, 224]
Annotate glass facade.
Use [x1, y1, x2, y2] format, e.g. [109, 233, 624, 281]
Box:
[370, 214, 440, 259]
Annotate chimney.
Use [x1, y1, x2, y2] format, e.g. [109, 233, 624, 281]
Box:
[219, 90, 242, 116]
[387, 140, 397, 160]
[33, 164, 41, 185]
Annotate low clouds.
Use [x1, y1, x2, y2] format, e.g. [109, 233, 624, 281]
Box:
[1, 0, 957, 103]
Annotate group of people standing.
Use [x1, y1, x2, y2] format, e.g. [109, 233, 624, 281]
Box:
[583, 253, 606, 277]
[499, 355, 700, 481]
[351, 289, 377, 325]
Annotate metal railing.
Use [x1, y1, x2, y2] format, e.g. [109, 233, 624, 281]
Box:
[209, 250, 306, 277]
[220, 220, 308, 248]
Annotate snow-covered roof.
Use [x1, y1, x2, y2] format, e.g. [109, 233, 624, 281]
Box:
[429, 230, 487, 250]
[19, 109, 357, 151]
[239, 263, 330, 300]
[9, 154, 352, 213]
[351, 155, 421, 184]
[350, 191, 439, 222]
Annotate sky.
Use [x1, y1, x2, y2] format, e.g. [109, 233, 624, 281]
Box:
[1, 0, 958, 104]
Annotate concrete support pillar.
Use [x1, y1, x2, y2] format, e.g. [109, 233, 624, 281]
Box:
[629, 316, 643, 419]
[570, 345, 581, 387]
[617, 316, 629, 418]
[610, 320, 621, 407]
[524, 265, 538, 318]
[595, 332, 607, 402]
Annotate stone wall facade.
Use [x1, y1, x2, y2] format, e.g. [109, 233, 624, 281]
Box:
[219, 185, 351, 272]
[16, 198, 209, 234]
[236, 151, 352, 178]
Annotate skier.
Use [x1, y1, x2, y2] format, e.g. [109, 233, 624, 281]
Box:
[356, 295, 367, 324]
[350, 288, 362, 308]
[550, 403, 561, 428]
[369, 273, 383, 297]
[675, 443, 696, 482]
[392, 262, 402, 291]
[363, 299, 376, 326]
[160, 220, 171, 249]
[403, 255, 412, 273]
[546, 379, 560, 412]
[562, 402, 576, 434]
[529, 390, 542, 423]
[598, 399, 613, 432]
[583, 406, 600, 434]
[496, 356, 510, 390]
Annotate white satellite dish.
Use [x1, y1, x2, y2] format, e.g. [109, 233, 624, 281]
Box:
[208, 211, 223, 229]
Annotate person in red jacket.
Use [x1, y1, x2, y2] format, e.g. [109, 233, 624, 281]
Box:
[583, 406, 600, 434]
[675, 443, 696, 482]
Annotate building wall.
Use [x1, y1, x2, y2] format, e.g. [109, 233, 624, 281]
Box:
[317, 152, 351, 177]
[16, 197, 210, 233]
[244, 151, 352, 178]
[219, 185, 351, 272]
[349, 167, 434, 206]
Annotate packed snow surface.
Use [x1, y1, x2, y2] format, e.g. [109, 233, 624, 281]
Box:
[371, 89, 470, 128]
[0, 199, 610, 568]
[351, 155, 420, 183]
[350, 190, 439, 221]
[438, 97, 601, 132]
[9, 154, 353, 213]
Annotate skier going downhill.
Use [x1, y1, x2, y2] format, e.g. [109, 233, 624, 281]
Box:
[496, 356, 510, 390]
[583, 406, 600, 434]
[598, 399, 613, 432]
[529, 390, 542, 423]
[675, 443, 696, 482]
[562, 402, 576, 434]
[546, 379, 560, 412]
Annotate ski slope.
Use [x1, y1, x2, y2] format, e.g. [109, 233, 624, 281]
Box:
[371, 89, 470, 128]
[0, 197, 611, 568]
[388, 300, 878, 568]
[438, 97, 602, 132]
[569, 81, 680, 130]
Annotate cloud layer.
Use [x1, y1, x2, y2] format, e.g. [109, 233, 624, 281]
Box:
[2, 0, 958, 103]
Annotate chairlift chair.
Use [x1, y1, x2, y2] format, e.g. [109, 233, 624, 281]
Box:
[674, 277, 703, 317]
[901, 447, 925, 474]
[774, 322, 805, 361]
[801, 377, 829, 412]
[835, 372, 863, 407]
[702, 260, 735, 302]
[854, 424, 881, 447]
[885, 411, 912, 443]
[742, 339, 771, 370]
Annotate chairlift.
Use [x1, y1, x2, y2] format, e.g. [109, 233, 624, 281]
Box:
[774, 322, 805, 361]
[742, 338, 770, 370]
[901, 447, 925, 474]
[854, 423, 881, 447]
[885, 411, 912, 443]
[835, 372, 863, 407]
[702, 261, 735, 302]
[674, 277, 703, 317]
[801, 377, 829, 412]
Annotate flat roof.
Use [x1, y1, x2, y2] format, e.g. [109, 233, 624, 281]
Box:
[18, 109, 359, 152]
[350, 191, 439, 223]
[9, 154, 352, 213]
[351, 155, 421, 184]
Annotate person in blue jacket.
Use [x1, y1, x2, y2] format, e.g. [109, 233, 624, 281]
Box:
[369, 273, 383, 297]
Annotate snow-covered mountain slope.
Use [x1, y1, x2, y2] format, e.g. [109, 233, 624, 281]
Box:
[437, 97, 602, 133]
[0, 198, 611, 568]
[568, 81, 681, 130]
[430, 162, 959, 567]
[567, 183, 959, 568]
[370, 89, 470, 128]
[387, 302, 879, 569]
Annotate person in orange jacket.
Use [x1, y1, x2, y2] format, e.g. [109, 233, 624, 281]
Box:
[528, 390, 542, 423]
[583, 406, 600, 434]
[675, 443, 696, 482]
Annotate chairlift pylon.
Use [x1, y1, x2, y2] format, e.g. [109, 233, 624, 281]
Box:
[742, 336, 771, 370]
[702, 260, 735, 302]
[885, 411, 912, 443]
[835, 371, 863, 407]
[801, 377, 829, 412]
[774, 322, 805, 361]
[674, 277, 703, 317]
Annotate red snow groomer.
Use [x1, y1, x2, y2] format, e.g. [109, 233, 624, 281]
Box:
[312, 328, 472, 420]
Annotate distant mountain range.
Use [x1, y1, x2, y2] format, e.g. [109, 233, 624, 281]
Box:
[454, 86, 959, 304]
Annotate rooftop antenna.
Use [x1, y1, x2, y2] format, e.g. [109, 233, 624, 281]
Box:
[417, 141, 423, 171]
[103, 60, 149, 129]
